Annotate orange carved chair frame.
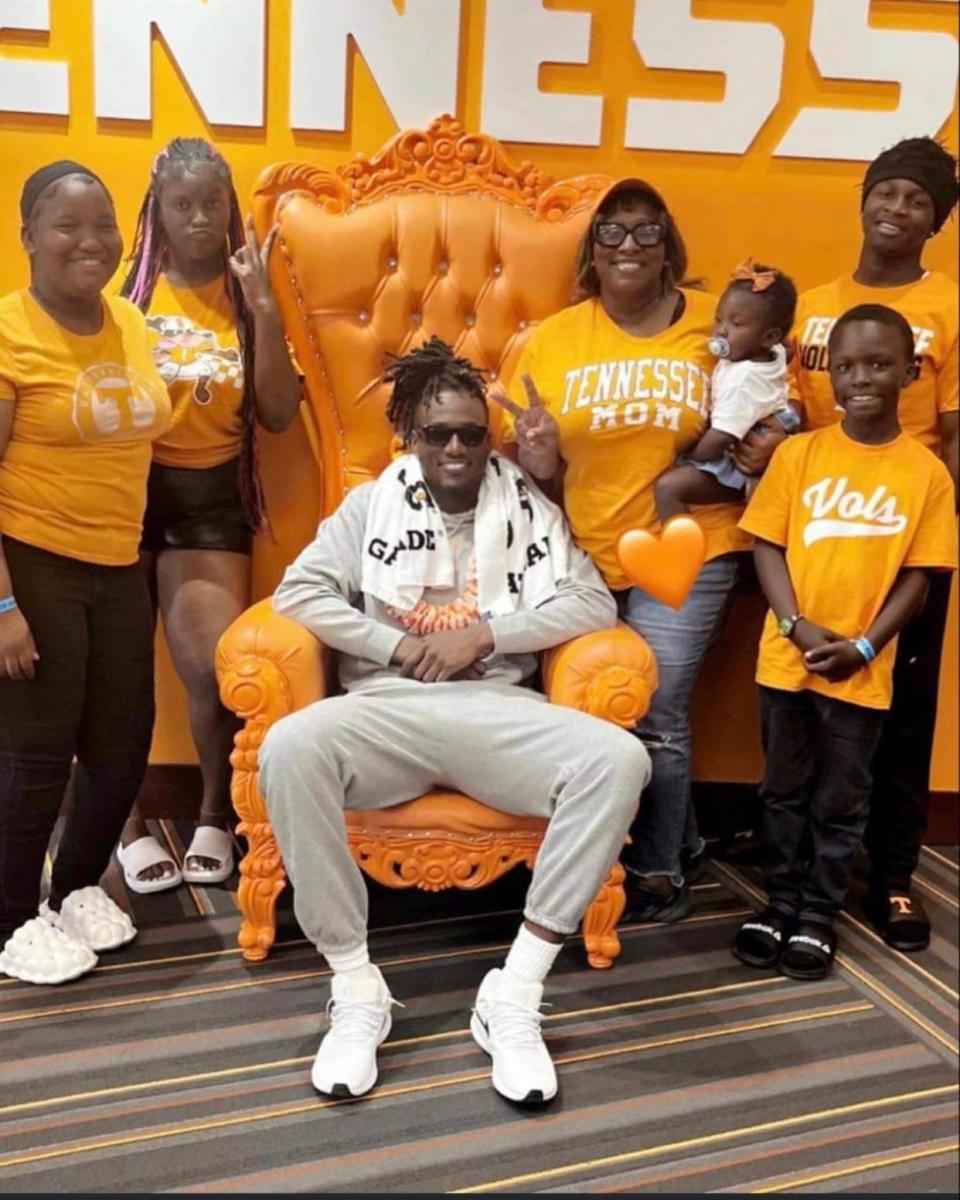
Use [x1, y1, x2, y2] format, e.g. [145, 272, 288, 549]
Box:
[215, 117, 659, 969]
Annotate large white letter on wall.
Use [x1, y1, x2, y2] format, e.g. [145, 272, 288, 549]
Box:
[775, 0, 958, 162]
[627, 0, 784, 155]
[94, 0, 265, 126]
[290, 0, 459, 131]
[482, 0, 601, 147]
[0, 0, 68, 115]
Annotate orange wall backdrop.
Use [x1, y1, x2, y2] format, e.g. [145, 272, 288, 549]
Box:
[1, 0, 957, 788]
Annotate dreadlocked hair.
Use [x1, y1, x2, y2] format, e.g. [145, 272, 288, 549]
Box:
[383, 336, 488, 445]
[120, 137, 266, 531]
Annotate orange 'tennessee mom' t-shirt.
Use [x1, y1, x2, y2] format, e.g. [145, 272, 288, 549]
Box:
[146, 274, 244, 469]
[0, 290, 171, 566]
[740, 423, 957, 710]
[789, 272, 958, 453]
[502, 290, 749, 590]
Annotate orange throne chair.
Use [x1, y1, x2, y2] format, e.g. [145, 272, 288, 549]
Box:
[215, 117, 658, 970]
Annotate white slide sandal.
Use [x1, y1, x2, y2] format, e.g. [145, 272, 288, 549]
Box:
[182, 825, 235, 885]
[117, 835, 183, 895]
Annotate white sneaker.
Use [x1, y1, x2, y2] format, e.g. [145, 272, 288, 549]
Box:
[0, 917, 97, 985]
[470, 967, 557, 1104]
[311, 965, 395, 1098]
[40, 886, 136, 952]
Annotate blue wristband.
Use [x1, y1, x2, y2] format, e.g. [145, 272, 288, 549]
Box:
[852, 636, 876, 663]
[0, 596, 17, 615]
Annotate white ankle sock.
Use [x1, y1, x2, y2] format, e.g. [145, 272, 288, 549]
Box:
[325, 943, 372, 976]
[502, 925, 563, 986]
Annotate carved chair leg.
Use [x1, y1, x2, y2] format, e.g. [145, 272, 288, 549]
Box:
[236, 819, 287, 963]
[581, 861, 626, 970]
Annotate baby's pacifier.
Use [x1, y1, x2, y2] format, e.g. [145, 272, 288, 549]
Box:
[708, 335, 730, 359]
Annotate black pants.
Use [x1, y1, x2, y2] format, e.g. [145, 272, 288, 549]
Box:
[0, 538, 155, 940]
[865, 571, 953, 892]
[759, 685, 885, 925]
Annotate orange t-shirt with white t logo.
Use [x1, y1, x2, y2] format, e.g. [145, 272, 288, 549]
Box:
[0, 289, 171, 565]
[502, 290, 749, 590]
[789, 272, 958, 454]
[740, 423, 957, 710]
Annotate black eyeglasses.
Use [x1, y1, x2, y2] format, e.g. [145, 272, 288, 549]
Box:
[417, 423, 489, 448]
[593, 220, 667, 249]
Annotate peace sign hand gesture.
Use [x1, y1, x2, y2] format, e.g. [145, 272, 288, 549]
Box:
[489, 373, 560, 480]
[228, 217, 280, 318]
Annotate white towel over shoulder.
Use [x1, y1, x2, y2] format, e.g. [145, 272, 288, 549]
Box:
[359, 452, 569, 617]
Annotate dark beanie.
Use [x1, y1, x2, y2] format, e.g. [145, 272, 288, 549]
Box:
[861, 137, 959, 233]
[20, 160, 108, 223]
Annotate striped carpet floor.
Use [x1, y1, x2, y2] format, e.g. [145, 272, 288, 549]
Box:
[1, 828, 957, 1193]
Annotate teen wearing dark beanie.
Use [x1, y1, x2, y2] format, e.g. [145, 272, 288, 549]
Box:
[789, 136, 959, 952]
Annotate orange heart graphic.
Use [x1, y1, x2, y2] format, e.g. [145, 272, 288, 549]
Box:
[617, 518, 706, 610]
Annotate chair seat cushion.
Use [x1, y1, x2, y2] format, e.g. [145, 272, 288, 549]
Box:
[344, 792, 547, 837]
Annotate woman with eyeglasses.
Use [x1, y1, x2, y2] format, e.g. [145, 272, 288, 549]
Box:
[496, 178, 785, 923]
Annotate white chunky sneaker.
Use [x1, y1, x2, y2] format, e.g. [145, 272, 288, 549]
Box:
[0, 917, 97, 985]
[470, 967, 557, 1105]
[311, 965, 395, 1098]
[41, 886, 136, 953]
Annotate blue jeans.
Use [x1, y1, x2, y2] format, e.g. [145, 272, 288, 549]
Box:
[619, 553, 741, 886]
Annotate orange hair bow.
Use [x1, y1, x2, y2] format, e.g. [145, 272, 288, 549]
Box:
[731, 257, 778, 292]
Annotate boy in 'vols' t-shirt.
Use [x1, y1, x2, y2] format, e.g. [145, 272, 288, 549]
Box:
[734, 304, 957, 980]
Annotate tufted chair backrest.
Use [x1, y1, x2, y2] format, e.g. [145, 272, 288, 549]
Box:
[253, 117, 610, 518]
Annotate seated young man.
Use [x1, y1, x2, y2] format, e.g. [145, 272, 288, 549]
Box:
[259, 338, 651, 1107]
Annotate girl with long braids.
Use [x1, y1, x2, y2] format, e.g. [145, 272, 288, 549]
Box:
[117, 138, 301, 894]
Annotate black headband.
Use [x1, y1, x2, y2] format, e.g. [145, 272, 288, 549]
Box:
[20, 160, 108, 222]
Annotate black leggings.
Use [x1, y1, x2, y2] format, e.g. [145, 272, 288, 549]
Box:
[0, 538, 155, 939]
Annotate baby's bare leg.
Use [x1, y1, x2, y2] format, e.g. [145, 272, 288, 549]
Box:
[655, 464, 744, 523]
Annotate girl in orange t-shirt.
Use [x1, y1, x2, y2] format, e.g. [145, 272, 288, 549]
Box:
[0, 162, 171, 984]
[116, 139, 302, 895]
[498, 179, 785, 923]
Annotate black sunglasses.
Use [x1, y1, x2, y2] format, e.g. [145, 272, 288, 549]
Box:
[417, 423, 489, 448]
[593, 220, 667, 249]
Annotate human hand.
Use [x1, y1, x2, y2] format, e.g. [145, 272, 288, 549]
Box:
[803, 635, 866, 683]
[731, 416, 787, 477]
[0, 608, 39, 680]
[489, 374, 559, 475]
[228, 217, 280, 317]
[791, 618, 843, 657]
[401, 624, 494, 683]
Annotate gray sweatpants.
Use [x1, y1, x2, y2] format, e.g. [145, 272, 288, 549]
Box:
[258, 678, 651, 953]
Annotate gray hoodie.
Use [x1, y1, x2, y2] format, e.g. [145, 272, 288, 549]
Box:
[273, 482, 617, 691]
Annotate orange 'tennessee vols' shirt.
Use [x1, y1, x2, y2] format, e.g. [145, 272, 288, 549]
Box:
[502, 290, 749, 590]
[0, 290, 171, 566]
[147, 274, 245, 468]
[740, 424, 957, 710]
[789, 272, 958, 453]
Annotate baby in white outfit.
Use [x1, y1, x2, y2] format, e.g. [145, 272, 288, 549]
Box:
[655, 260, 799, 522]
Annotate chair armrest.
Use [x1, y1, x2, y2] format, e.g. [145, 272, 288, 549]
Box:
[215, 596, 330, 726]
[542, 622, 658, 728]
